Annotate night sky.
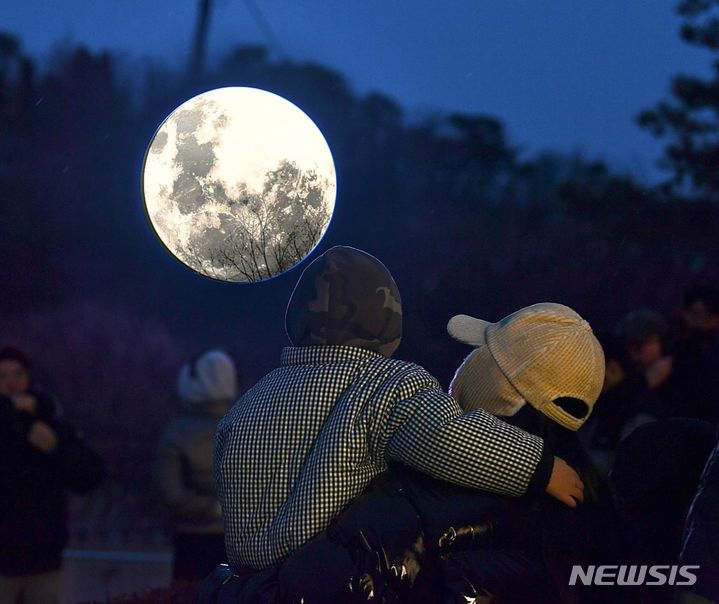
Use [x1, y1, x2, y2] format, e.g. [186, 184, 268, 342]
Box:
[0, 0, 708, 183]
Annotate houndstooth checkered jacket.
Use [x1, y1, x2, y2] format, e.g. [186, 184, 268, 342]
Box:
[215, 345, 546, 569]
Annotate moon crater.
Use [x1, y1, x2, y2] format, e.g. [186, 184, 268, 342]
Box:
[142, 87, 337, 282]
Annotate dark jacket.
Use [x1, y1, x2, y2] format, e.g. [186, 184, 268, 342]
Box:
[610, 419, 717, 604]
[204, 463, 554, 604]
[279, 406, 624, 604]
[0, 392, 105, 576]
[504, 407, 632, 604]
[611, 419, 717, 564]
[678, 436, 719, 602]
[590, 371, 663, 450]
[668, 332, 719, 422]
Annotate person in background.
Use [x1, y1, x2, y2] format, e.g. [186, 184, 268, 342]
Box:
[611, 419, 717, 604]
[680, 285, 719, 336]
[618, 308, 673, 391]
[155, 349, 238, 582]
[676, 428, 719, 604]
[616, 309, 674, 419]
[670, 285, 719, 422]
[585, 333, 657, 474]
[0, 347, 105, 604]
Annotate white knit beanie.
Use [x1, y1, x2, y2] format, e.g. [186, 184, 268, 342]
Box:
[448, 303, 605, 431]
[177, 349, 238, 405]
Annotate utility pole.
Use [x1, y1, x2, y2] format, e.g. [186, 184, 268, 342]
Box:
[189, 0, 213, 78]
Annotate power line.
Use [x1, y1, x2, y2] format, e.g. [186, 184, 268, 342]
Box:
[190, 0, 213, 77]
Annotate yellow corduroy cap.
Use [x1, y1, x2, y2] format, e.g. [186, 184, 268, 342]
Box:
[447, 302, 605, 431]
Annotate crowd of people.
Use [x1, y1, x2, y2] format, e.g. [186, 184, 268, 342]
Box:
[1, 248, 718, 604]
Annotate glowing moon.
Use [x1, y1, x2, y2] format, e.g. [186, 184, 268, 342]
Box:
[142, 87, 337, 282]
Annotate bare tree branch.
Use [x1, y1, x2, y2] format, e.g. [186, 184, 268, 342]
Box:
[191, 158, 332, 281]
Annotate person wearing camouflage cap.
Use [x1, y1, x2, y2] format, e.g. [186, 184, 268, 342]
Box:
[210, 246, 584, 601]
[285, 245, 402, 356]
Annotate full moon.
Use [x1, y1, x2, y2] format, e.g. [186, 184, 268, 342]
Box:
[142, 87, 337, 282]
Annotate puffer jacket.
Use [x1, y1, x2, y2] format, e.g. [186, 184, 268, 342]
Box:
[156, 350, 236, 535]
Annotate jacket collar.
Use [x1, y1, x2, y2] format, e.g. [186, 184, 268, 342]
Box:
[280, 345, 383, 367]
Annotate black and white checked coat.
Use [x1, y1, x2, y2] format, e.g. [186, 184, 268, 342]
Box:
[215, 345, 545, 569]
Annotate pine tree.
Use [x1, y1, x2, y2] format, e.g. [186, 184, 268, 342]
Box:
[638, 0, 719, 201]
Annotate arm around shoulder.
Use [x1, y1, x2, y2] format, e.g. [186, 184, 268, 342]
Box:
[383, 369, 549, 497]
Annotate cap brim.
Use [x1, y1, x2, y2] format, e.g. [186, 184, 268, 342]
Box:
[447, 314, 492, 347]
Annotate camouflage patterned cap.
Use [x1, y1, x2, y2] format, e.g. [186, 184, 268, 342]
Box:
[285, 246, 402, 356]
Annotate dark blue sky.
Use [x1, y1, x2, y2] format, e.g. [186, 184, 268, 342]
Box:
[1, 1, 708, 182]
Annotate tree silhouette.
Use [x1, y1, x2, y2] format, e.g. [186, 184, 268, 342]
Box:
[184, 159, 332, 282]
[638, 0, 719, 201]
